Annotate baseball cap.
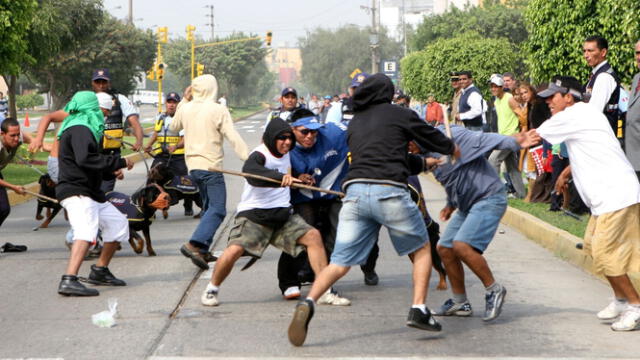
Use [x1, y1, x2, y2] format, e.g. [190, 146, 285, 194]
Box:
[96, 92, 113, 110]
[166, 92, 181, 102]
[323, 95, 331, 100]
[291, 116, 323, 130]
[350, 72, 370, 88]
[489, 74, 504, 87]
[537, 77, 583, 100]
[92, 68, 110, 81]
[281, 87, 297, 97]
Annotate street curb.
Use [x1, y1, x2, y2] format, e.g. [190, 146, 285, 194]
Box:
[423, 173, 640, 290]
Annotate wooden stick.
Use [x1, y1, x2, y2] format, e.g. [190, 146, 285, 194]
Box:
[209, 167, 345, 198]
[442, 112, 456, 164]
[22, 189, 59, 204]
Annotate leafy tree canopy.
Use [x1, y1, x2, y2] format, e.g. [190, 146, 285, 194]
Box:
[0, 0, 38, 75]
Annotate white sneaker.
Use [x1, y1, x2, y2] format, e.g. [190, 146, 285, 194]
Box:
[611, 305, 640, 331]
[201, 288, 219, 306]
[283, 286, 301, 300]
[317, 289, 351, 306]
[597, 299, 628, 320]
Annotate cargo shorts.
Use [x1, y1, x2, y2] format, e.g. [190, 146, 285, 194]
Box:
[227, 214, 312, 258]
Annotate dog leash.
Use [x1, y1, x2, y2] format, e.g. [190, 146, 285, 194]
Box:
[13, 154, 46, 176]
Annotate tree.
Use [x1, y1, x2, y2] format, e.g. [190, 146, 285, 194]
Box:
[401, 32, 520, 102]
[524, 0, 640, 84]
[299, 26, 402, 95]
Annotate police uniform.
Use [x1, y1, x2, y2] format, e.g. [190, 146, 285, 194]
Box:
[264, 87, 301, 128]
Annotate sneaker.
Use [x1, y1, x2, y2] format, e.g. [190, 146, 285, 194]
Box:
[363, 271, 379, 286]
[406, 307, 442, 331]
[288, 299, 314, 346]
[597, 299, 628, 320]
[317, 289, 351, 306]
[284, 286, 301, 300]
[184, 209, 194, 217]
[58, 275, 99, 296]
[180, 243, 209, 270]
[434, 298, 473, 317]
[611, 305, 640, 331]
[87, 265, 126, 286]
[483, 285, 507, 321]
[201, 287, 219, 306]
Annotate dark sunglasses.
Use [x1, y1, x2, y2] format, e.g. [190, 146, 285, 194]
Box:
[299, 129, 318, 136]
[276, 134, 293, 141]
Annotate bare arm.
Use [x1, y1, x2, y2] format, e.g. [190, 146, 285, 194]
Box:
[127, 114, 143, 151]
[0, 178, 25, 195]
[29, 110, 67, 152]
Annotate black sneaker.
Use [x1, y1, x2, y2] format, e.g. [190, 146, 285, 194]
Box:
[87, 265, 126, 286]
[58, 275, 99, 296]
[288, 299, 315, 346]
[483, 285, 507, 321]
[406, 307, 442, 331]
[363, 271, 379, 286]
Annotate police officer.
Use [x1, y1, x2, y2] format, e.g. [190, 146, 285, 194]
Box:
[144, 92, 193, 216]
[91, 68, 144, 192]
[264, 87, 302, 128]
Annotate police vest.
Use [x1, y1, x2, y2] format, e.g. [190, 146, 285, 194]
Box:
[102, 94, 124, 150]
[458, 86, 483, 127]
[341, 98, 354, 126]
[269, 106, 302, 124]
[153, 113, 184, 155]
[585, 63, 622, 137]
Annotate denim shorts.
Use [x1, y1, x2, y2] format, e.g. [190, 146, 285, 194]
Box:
[330, 183, 428, 267]
[438, 191, 507, 253]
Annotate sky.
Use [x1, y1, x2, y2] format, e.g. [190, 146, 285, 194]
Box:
[104, 0, 373, 47]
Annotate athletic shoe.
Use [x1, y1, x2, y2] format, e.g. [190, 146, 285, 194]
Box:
[406, 307, 442, 331]
[611, 305, 640, 331]
[483, 285, 507, 321]
[597, 299, 628, 320]
[284, 286, 301, 300]
[288, 299, 314, 346]
[317, 289, 351, 306]
[201, 287, 219, 306]
[434, 298, 473, 316]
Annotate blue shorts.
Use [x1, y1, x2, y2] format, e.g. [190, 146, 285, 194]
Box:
[330, 183, 428, 267]
[438, 191, 507, 253]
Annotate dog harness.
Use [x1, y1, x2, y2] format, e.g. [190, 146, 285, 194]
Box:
[163, 175, 198, 195]
[106, 192, 145, 222]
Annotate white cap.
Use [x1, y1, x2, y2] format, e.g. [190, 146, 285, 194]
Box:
[489, 74, 504, 87]
[96, 92, 113, 110]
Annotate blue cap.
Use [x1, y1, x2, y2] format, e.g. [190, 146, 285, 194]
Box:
[290, 116, 323, 130]
[166, 92, 181, 102]
[323, 95, 331, 100]
[281, 87, 297, 97]
[92, 68, 110, 81]
[350, 72, 370, 88]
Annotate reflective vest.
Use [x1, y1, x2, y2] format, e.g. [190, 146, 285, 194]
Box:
[102, 94, 124, 150]
[153, 113, 184, 155]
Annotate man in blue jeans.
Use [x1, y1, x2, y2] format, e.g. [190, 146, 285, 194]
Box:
[429, 124, 539, 321]
[169, 74, 249, 269]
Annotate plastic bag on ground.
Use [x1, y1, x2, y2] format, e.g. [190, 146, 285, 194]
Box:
[91, 298, 118, 328]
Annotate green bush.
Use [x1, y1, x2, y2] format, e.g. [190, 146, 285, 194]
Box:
[15, 93, 44, 110]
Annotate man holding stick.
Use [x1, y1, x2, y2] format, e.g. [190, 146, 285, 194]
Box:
[0, 118, 29, 228]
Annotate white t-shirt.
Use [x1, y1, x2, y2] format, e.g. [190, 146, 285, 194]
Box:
[236, 144, 291, 212]
[218, 97, 227, 107]
[117, 94, 138, 120]
[537, 102, 640, 215]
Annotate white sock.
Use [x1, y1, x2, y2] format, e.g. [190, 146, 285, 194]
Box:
[206, 282, 219, 293]
[412, 304, 427, 314]
[306, 297, 316, 304]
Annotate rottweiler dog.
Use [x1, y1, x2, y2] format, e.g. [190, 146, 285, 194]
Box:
[147, 162, 202, 218]
[35, 174, 64, 229]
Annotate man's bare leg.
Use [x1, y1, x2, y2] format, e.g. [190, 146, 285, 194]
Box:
[452, 241, 495, 287]
[306, 264, 350, 301]
[96, 242, 119, 268]
[211, 244, 244, 286]
[65, 240, 90, 275]
[607, 275, 640, 304]
[296, 229, 327, 275]
[437, 245, 466, 294]
[408, 244, 431, 305]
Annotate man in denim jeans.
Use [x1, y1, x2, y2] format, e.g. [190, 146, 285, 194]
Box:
[169, 74, 248, 270]
[430, 124, 539, 321]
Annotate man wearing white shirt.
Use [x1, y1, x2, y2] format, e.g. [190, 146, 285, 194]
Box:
[535, 76, 640, 332]
[455, 71, 484, 132]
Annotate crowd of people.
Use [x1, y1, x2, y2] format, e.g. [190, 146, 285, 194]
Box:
[0, 34, 639, 347]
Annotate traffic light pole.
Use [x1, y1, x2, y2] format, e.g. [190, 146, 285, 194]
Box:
[157, 42, 163, 114]
[191, 39, 195, 80]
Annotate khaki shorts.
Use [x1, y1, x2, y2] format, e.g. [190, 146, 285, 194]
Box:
[583, 203, 640, 276]
[227, 214, 312, 258]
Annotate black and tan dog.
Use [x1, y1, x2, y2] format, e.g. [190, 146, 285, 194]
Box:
[35, 174, 64, 229]
[147, 162, 202, 218]
[105, 184, 169, 256]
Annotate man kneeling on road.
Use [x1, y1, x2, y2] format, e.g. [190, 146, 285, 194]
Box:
[200, 118, 344, 307]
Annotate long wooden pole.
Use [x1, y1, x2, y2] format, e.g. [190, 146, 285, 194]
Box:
[442, 110, 456, 164]
[22, 189, 59, 204]
[209, 167, 345, 198]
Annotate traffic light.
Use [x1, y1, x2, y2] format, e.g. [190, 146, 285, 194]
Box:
[146, 68, 156, 81]
[157, 27, 168, 43]
[157, 63, 166, 80]
[186, 25, 196, 41]
[266, 31, 272, 46]
[196, 63, 204, 77]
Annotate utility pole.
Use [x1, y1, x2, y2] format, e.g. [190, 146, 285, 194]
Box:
[205, 5, 214, 40]
[402, 0, 407, 57]
[128, 0, 133, 25]
[364, 0, 380, 73]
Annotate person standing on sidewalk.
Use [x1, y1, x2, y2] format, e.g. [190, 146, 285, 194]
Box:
[456, 71, 484, 131]
[535, 76, 640, 332]
[0, 118, 29, 228]
[625, 40, 640, 180]
[55, 91, 134, 296]
[169, 74, 249, 270]
[287, 74, 458, 347]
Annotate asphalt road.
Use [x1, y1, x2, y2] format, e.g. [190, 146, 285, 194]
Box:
[1, 111, 639, 359]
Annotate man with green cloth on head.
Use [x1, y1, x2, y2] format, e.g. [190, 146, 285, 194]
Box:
[55, 91, 134, 297]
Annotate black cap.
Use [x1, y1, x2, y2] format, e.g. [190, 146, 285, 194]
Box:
[166, 92, 181, 102]
[281, 87, 297, 97]
[537, 77, 583, 100]
[92, 68, 110, 81]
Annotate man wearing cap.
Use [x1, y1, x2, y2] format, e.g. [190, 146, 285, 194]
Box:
[325, 73, 369, 127]
[488, 74, 526, 199]
[265, 87, 302, 128]
[91, 68, 143, 192]
[534, 76, 640, 332]
[449, 72, 463, 126]
[455, 71, 484, 131]
[276, 108, 351, 304]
